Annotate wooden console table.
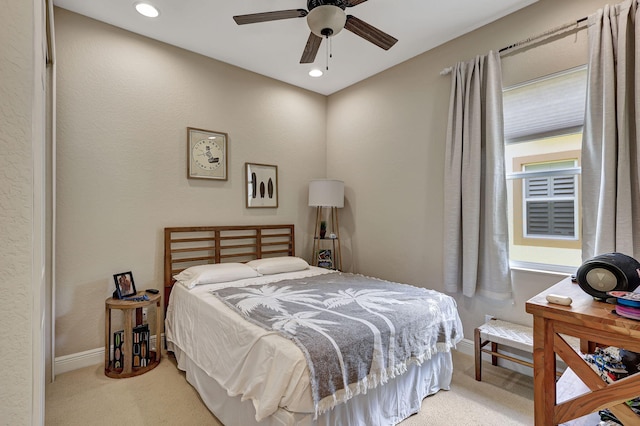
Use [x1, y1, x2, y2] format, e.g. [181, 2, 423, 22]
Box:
[104, 292, 162, 378]
[526, 277, 640, 425]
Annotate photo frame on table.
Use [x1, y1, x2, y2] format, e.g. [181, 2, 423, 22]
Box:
[245, 163, 278, 208]
[187, 127, 228, 180]
[113, 271, 136, 299]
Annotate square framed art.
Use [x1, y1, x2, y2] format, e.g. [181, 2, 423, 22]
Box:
[187, 127, 228, 180]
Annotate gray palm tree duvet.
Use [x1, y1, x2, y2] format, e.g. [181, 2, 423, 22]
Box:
[212, 272, 463, 417]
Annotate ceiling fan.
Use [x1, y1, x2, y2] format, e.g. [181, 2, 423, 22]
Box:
[233, 0, 398, 64]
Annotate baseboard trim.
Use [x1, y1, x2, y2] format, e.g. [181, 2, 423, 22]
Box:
[54, 347, 103, 375]
[455, 338, 474, 357]
[54, 334, 163, 376]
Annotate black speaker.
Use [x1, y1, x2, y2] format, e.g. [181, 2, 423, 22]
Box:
[576, 253, 640, 300]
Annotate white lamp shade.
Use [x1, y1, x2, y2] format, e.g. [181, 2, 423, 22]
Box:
[308, 179, 344, 208]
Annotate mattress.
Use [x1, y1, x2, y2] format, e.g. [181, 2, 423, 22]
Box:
[165, 267, 461, 425]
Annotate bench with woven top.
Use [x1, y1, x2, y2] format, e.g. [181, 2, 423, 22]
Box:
[474, 318, 534, 381]
[474, 317, 580, 381]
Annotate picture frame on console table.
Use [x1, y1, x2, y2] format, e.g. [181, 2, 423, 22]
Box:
[245, 163, 278, 208]
[113, 271, 136, 299]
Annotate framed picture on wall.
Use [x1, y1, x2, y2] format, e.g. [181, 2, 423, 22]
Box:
[187, 127, 228, 180]
[245, 163, 278, 208]
[113, 271, 137, 299]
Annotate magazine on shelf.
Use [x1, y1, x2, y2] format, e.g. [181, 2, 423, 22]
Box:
[133, 324, 150, 367]
[113, 330, 124, 369]
[317, 249, 333, 269]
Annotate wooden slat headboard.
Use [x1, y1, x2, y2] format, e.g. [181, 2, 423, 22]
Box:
[163, 225, 295, 309]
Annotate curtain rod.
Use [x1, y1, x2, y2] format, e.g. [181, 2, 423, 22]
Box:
[439, 16, 588, 76]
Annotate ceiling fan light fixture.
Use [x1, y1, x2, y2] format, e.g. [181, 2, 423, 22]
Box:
[135, 2, 159, 18]
[307, 5, 346, 38]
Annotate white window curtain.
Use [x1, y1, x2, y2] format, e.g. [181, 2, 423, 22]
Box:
[443, 51, 512, 299]
[582, 0, 640, 260]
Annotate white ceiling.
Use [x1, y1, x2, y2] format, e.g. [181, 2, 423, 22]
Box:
[52, 0, 538, 95]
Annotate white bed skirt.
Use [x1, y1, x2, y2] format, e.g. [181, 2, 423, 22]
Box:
[170, 343, 454, 426]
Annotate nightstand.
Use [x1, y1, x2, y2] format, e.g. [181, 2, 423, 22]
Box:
[104, 292, 162, 378]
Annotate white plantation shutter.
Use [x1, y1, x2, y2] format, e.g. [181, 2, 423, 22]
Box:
[524, 174, 577, 238]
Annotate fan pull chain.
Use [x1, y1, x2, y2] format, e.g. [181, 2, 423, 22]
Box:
[325, 35, 330, 71]
[326, 36, 333, 71]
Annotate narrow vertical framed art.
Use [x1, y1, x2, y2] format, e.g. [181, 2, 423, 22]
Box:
[245, 163, 278, 208]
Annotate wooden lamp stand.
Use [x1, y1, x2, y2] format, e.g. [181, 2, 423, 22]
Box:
[309, 180, 344, 271]
[312, 206, 342, 271]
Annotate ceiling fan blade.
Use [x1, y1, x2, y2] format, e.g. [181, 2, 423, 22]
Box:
[300, 33, 323, 64]
[346, 0, 368, 6]
[344, 15, 398, 50]
[233, 9, 307, 25]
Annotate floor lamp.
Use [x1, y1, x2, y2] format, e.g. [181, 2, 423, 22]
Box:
[308, 179, 344, 271]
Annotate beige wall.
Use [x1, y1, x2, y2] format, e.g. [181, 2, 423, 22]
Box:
[327, 0, 608, 339]
[55, 0, 613, 358]
[1, 0, 47, 423]
[0, 0, 34, 420]
[54, 8, 327, 356]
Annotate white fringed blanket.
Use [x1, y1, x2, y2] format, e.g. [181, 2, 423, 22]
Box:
[213, 272, 463, 417]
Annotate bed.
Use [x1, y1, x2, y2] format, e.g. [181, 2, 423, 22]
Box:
[164, 225, 463, 426]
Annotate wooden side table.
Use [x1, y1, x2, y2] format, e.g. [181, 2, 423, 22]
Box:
[526, 277, 640, 425]
[104, 292, 162, 378]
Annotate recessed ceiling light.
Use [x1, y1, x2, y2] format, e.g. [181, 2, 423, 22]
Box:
[309, 69, 323, 78]
[135, 2, 159, 18]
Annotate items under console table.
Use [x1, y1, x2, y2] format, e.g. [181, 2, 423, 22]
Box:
[526, 277, 640, 425]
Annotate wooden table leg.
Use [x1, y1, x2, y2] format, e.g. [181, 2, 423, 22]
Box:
[533, 315, 556, 425]
[104, 305, 110, 371]
[543, 318, 557, 424]
[123, 309, 133, 374]
[155, 298, 162, 362]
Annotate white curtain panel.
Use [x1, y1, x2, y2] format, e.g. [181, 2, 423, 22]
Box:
[583, 0, 640, 260]
[443, 51, 512, 299]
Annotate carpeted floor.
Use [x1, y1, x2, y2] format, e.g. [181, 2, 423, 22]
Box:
[45, 350, 533, 425]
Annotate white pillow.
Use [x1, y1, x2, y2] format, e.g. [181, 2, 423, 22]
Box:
[247, 256, 309, 275]
[174, 263, 260, 289]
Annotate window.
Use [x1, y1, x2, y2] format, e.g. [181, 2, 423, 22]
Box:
[504, 67, 587, 271]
